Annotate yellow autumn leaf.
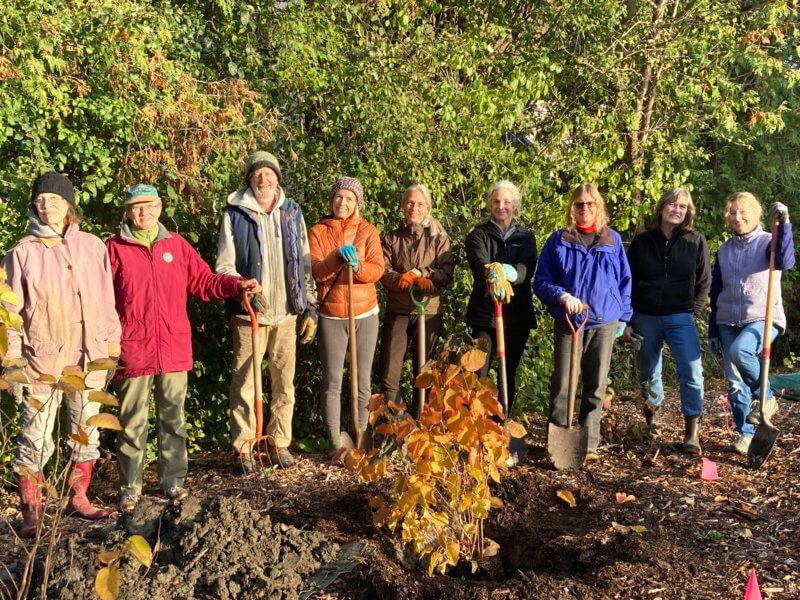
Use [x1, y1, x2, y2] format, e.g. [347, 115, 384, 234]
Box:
[28, 397, 45, 411]
[630, 525, 647, 534]
[59, 375, 87, 393]
[489, 495, 504, 509]
[0, 290, 20, 306]
[61, 365, 87, 379]
[6, 312, 23, 330]
[88, 390, 119, 407]
[69, 426, 89, 446]
[0, 377, 8, 391]
[125, 535, 153, 568]
[97, 549, 122, 565]
[615, 492, 636, 504]
[1, 356, 26, 368]
[95, 565, 121, 600]
[5, 368, 30, 384]
[505, 420, 527, 439]
[460, 348, 488, 372]
[36, 374, 58, 384]
[87, 358, 118, 372]
[86, 413, 123, 431]
[557, 489, 577, 508]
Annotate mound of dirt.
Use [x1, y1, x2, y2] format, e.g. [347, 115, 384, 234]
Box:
[17, 495, 340, 599]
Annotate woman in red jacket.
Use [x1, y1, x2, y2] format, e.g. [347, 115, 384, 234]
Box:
[107, 184, 259, 512]
[309, 177, 384, 453]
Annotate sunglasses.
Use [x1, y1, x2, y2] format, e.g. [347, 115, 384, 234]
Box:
[573, 201, 597, 209]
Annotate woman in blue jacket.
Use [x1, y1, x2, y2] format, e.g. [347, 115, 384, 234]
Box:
[533, 183, 632, 462]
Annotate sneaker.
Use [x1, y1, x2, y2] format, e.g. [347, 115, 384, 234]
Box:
[747, 397, 779, 426]
[119, 491, 139, 513]
[165, 486, 188, 501]
[731, 434, 752, 456]
[269, 446, 296, 469]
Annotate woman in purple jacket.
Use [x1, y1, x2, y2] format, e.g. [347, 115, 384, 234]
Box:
[533, 183, 632, 463]
[709, 193, 794, 456]
[107, 184, 259, 512]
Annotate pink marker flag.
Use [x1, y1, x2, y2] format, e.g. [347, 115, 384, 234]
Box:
[700, 457, 719, 481]
[744, 568, 762, 600]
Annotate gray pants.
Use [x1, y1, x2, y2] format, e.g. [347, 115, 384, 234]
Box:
[549, 320, 617, 452]
[318, 314, 379, 436]
[115, 372, 188, 494]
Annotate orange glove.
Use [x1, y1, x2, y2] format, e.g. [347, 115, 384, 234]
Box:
[399, 271, 418, 290]
[416, 277, 435, 293]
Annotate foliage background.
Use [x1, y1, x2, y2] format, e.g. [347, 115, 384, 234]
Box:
[1, 0, 799, 460]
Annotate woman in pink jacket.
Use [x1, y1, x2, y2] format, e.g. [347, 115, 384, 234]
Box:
[106, 184, 259, 512]
[2, 172, 121, 537]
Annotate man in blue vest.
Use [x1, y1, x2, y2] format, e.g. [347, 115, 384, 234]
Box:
[216, 151, 317, 471]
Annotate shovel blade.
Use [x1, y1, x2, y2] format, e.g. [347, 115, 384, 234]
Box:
[547, 422, 588, 471]
[747, 422, 779, 469]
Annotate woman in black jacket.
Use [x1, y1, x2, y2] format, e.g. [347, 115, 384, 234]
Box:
[622, 188, 711, 454]
[465, 180, 537, 415]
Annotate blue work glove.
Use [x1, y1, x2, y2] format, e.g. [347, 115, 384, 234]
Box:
[338, 244, 360, 272]
[771, 202, 789, 224]
[501, 264, 518, 283]
[709, 338, 722, 354]
[615, 322, 626, 338]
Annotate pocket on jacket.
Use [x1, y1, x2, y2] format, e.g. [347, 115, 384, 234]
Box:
[26, 339, 63, 356]
[121, 319, 146, 342]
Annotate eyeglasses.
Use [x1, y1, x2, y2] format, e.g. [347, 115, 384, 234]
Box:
[668, 202, 690, 211]
[128, 202, 162, 213]
[573, 201, 597, 209]
[34, 196, 66, 208]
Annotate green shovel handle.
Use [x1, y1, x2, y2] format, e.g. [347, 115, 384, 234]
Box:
[410, 284, 431, 314]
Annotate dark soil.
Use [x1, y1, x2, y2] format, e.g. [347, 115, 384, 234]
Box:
[2, 379, 799, 599]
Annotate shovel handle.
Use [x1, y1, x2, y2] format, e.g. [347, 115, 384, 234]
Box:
[493, 298, 509, 418]
[242, 291, 264, 440]
[565, 304, 589, 429]
[758, 218, 780, 426]
[347, 266, 361, 439]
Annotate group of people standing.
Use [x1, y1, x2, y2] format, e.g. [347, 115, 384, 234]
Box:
[2, 152, 794, 540]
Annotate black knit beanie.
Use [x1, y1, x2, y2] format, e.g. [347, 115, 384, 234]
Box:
[31, 171, 75, 205]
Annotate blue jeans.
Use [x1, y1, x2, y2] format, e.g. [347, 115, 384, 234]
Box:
[631, 312, 704, 416]
[718, 321, 778, 438]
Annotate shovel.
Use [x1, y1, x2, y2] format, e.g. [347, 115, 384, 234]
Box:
[492, 298, 527, 463]
[548, 307, 590, 470]
[410, 284, 431, 418]
[748, 218, 781, 469]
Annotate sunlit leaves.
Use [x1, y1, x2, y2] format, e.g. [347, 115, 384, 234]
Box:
[86, 413, 123, 431]
[95, 566, 120, 600]
[124, 535, 153, 568]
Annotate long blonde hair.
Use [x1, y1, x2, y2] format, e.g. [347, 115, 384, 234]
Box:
[565, 183, 608, 231]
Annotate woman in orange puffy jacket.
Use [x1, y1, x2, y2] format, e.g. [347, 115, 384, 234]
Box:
[309, 177, 384, 454]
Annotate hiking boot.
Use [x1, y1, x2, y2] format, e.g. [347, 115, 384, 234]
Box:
[731, 434, 752, 456]
[69, 461, 110, 521]
[165, 486, 188, 501]
[643, 402, 662, 439]
[746, 397, 778, 426]
[682, 415, 701, 455]
[119, 491, 139, 514]
[234, 454, 256, 475]
[269, 446, 296, 469]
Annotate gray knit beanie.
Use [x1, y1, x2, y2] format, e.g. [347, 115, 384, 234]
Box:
[328, 177, 364, 210]
[245, 151, 281, 183]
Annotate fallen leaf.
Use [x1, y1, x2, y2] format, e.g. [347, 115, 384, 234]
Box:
[714, 495, 728, 503]
[95, 565, 120, 600]
[125, 535, 152, 568]
[97, 550, 122, 565]
[615, 492, 637, 504]
[557, 489, 577, 508]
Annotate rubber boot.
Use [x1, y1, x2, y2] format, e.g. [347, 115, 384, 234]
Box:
[643, 403, 662, 439]
[682, 415, 701, 455]
[18, 473, 43, 538]
[69, 461, 110, 520]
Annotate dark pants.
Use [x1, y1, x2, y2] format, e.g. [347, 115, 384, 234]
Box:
[549, 319, 617, 452]
[379, 313, 443, 414]
[472, 326, 531, 415]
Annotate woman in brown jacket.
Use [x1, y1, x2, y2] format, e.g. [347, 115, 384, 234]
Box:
[379, 184, 454, 414]
[309, 177, 384, 451]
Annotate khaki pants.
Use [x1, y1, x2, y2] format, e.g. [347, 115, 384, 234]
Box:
[229, 315, 297, 452]
[115, 372, 188, 494]
[14, 388, 101, 473]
